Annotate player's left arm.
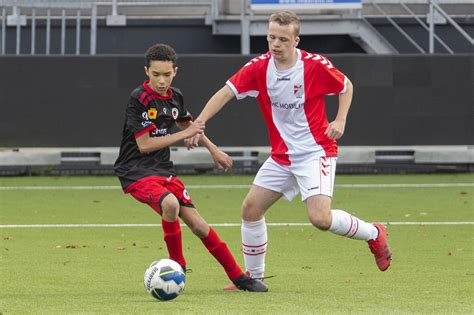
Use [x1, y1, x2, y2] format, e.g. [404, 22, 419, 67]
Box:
[325, 78, 353, 140]
[176, 121, 233, 171]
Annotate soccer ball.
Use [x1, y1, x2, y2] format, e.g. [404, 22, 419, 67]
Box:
[143, 259, 186, 301]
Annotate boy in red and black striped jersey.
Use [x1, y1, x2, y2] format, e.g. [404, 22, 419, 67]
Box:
[114, 43, 267, 292]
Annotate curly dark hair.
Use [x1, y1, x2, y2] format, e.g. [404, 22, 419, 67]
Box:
[145, 43, 177, 68]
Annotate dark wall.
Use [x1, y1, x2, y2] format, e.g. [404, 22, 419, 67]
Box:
[0, 55, 472, 147]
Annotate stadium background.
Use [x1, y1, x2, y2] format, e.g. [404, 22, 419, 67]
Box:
[0, 1, 473, 314]
[0, 1, 472, 174]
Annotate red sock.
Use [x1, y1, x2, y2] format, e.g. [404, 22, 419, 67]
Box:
[161, 219, 186, 268]
[201, 228, 243, 281]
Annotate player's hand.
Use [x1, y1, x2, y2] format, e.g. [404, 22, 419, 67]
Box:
[185, 120, 206, 150]
[184, 137, 194, 149]
[185, 133, 203, 150]
[211, 150, 233, 172]
[325, 119, 346, 140]
[183, 121, 205, 139]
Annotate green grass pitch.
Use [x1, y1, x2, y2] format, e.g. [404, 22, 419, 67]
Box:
[1, 174, 473, 314]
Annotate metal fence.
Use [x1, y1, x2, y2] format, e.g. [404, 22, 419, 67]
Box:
[0, 0, 213, 55]
[0, 0, 97, 55]
[366, 0, 473, 54]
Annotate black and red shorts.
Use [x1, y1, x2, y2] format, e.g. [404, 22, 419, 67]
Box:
[124, 175, 194, 215]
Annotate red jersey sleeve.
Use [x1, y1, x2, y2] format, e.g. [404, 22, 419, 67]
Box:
[312, 55, 348, 96]
[226, 56, 266, 100]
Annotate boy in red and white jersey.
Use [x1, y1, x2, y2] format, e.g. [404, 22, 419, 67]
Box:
[190, 11, 392, 289]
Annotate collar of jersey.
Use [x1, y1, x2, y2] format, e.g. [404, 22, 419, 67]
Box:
[143, 80, 173, 100]
[270, 48, 302, 75]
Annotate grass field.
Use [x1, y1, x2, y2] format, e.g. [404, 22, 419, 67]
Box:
[1, 174, 473, 314]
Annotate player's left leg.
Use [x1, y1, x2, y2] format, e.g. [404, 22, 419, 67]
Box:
[306, 195, 378, 240]
[295, 156, 378, 239]
[306, 196, 391, 271]
[297, 157, 391, 271]
[179, 206, 242, 281]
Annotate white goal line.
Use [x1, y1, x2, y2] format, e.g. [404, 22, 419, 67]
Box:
[0, 222, 473, 229]
[0, 183, 473, 190]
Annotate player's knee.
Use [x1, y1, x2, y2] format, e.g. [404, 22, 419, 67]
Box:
[241, 198, 253, 220]
[241, 198, 263, 221]
[308, 211, 331, 231]
[241, 197, 253, 213]
[161, 194, 180, 221]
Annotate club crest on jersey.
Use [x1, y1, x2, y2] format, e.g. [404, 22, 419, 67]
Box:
[183, 189, 190, 200]
[147, 108, 157, 119]
[172, 108, 179, 120]
[294, 84, 303, 99]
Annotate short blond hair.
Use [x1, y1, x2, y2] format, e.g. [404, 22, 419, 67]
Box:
[269, 11, 300, 36]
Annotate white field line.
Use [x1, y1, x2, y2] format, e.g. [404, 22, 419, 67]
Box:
[0, 183, 473, 190]
[0, 222, 473, 228]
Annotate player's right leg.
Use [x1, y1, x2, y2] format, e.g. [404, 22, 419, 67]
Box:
[222, 184, 281, 291]
[159, 194, 187, 268]
[161, 193, 180, 221]
[127, 176, 186, 268]
[238, 157, 297, 282]
[240, 185, 282, 280]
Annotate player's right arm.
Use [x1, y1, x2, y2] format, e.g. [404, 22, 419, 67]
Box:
[189, 55, 263, 148]
[197, 54, 263, 123]
[126, 93, 204, 154]
[195, 85, 235, 123]
[136, 121, 204, 154]
[185, 86, 234, 149]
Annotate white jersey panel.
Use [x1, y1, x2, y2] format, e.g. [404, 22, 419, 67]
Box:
[266, 50, 324, 157]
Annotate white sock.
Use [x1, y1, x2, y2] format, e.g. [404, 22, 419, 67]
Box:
[241, 218, 267, 279]
[329, 209, 378, 241]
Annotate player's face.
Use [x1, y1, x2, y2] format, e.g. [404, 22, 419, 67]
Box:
[144, 60, 177, 96]
[267, 21, 299, 63]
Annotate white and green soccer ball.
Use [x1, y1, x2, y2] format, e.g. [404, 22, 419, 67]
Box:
[144, 258, 186, 301]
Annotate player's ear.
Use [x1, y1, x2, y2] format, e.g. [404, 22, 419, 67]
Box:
[174, 66, 178, 77]
[144, 66, 149, 76]
[294, 36, 300, 48]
